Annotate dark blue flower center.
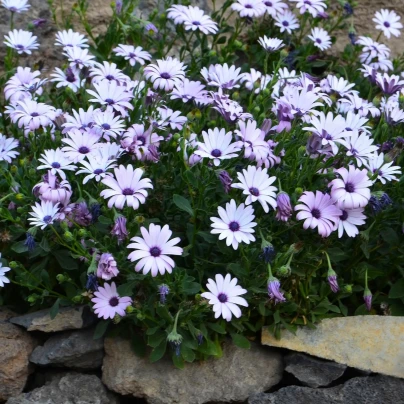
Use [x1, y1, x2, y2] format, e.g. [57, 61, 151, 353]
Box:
[282, 21, 289, 26]
[137, 136, 146, 145]
[245, 4, 252, 8]
[16, 44, 24, 49]
[52, 162, 61, 168]
[102, 123, 111, 130]
[316, 38, 322, 44]
[211, 149, 222, 158]
[106, 75, 115, 80]
[340, 210, 348, 221]
[264, 1, 272, 6]
[105, 98, 115, 105]
[249, 187, 260, 196]
[160, 72, 171, 79]
[311, 208, 321, 219]
[192, 21, 201, 25]
[150, 246, 161, 257]
[31, 112, 39, 117]
[78, 146, 90, 154]
[109, 297, 119, 307]
[122, 188, 134, 195]
[228, 221, 240, 232]
[218, 293, 228, 303]
[384, 21, 390, 28]
[345, 182, 355, 193]
[43, 215, 52, 224]
[94, 169, 104, 175]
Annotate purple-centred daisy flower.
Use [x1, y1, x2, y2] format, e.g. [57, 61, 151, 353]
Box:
[55, 29, 88, 48]
[0, 134, 19, 163]
[231, 0, 266, 18]
[4, 29, 38, 54]
[167, 5, 218, 34]
[295, 191, 342, 238]
[87, 81, 134, 115]
[76, 149, 116, 184]
[100, 165, 153, 210]
[338, 131, 378, 167]
[234, 119, 269, 161]
[89, 62, 129, 85]
[62, 106, 96, 133]
[92, 108, 125, 140]
[50, 67, 83, 93]
[262, 0, 288, 17]
[232, 165, 278, 213]
[201, 63, 244, 90]
[156, 106, 187, 131]
[258, 36, 284, 52]
[1, 0, 30, 13]
[144, 57, 186, 91]
[4, 67, 44, 104]
[308, 27, 331, 51]
[127, 223, 183, 277]
[320, 75, 356, 97]
[195, 127, 241, 166]
[28, 200, 60, 229]
[201, 274, 248, 321]
[375, 73, 404, 95]
[364, 152, 402, 184]
[0, 253, 11, 288]
[373, 9, 403, 39]
[274, 10, 299, 34]
[210, 199, 257, 250]
[337, 207, 367, 238]
[91, 282, 132, 320]
[329, 166, 372, 209]
[290, 0, 327, 17]
[210, 90, 253, 122]
[112, 44, 151, 66]
[63, 46, 95, 69]
[61, 128, 101, 163]
[170, 79, 209, 104]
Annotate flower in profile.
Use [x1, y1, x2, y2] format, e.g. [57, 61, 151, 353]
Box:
[158, 284, 170, 304]
[218, 170, 232, 193]
[76, 150, 116, 184]
[100, 165, 152, 210]
[274, 10, 300, 34]
[308, 27, 331, 51]
[37, 148, 77, 179]
[71, 202, 92, 226]
[62, 106, 96, 133]
[32, 18, 47, 27]
[210, 199, 257, 250]
[4, 29, 38, 54]
[145, 23, 158, 35]
[92, 108, 125, 140]
[290, 0, 327, 17]
[201, 63, 244, 90]
[337, 206, 366, 238]
[86, 274, 99, 291]
[364, 152, 402, 184]
[0, 134, 19, 163]
[0, 253, 10, 288]
[258, 36, 284, 52]
[210, 90, 253, 122]
[232, 165, 277, 213]
[201, 274, 248, 321]
[195, 127, 241, 166]
[373, 9, 403, 39]
[327, 268, 339, 293]
[234, 119, 269, 161]
[111, 216, 128, 244]
[91, 282, 132, 320]
[231, 0, 266, 18]
[167, 5, 218, 34]
[97, 253, 119, 280]
[375, 73, 404, 95]
[61, 128, 101, 163]
[156, 106, 187, 130]
[90, 62, 129, 85]
[24, 232, 36, 251]
[63, 46, 95, 69]
[35, 171, 72, 204]
[363, 287, 372, 311]
[127, 223, 183, 277]
[295, 191, 341, 238]
[1, 0, 30, 12]
[113, 44, 151, 66]
[262, 0, 288, 17]
[28, 200, 60, 229]
[276, 192, 293, 222]
[267, 277, 286, 304]
[144, 57, 186, 91]
[338, 130, 378, 167]
[55, 29, 88, 48]
[170, 79, 209, 104]
[329, 166, 372, 209]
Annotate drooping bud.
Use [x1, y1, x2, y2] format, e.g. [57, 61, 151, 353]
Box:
[275, 192, 293, 222]
[158, 284, 170, 304]
[267, 276, 286, 304]
[167, 310, 183, 356]
[218, 170, 232, 194]
[363, 287, 372, 311]
[96, 253, 119, 280]
[111, 216, 128, 244]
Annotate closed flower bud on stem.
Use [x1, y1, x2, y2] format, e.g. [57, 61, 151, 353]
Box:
[363, 288, 372, 311]
[325, 252, 339, 293]
[158, 284, 170, 304]
[167, 310, 183, 356]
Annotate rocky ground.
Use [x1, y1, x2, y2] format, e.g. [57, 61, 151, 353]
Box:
[0, 306, 403, 404]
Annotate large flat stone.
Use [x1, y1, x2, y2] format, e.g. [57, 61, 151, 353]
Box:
[262, 316, 404, 378]
[248, 375, 404, 404]
[10, 306, 96, 333]
[102, 338, 283, 404]
[30, 328, 104, 369]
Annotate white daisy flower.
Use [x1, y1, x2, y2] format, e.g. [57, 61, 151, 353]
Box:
[231, 0, 266, 18]
[308, 27, 331, 51]
[55, 29, 88, 48]
[258, 36, 284, 52]
[195, 127, 241, 166]
[92, 108, 125, 140]
[50, 67, 83, 93]
[156, 106, 187, 131]
[4, 29, 38, 54]
[37, 148, 77, 179]
[127, 223, 183, 277]
[290, 0, 327, 18]
[338, 130, 378, 167]
[0, 253, 11, 288]
[1, 0, 30, 13]
[112, 44, 151, 66]
[63, 46, 96, 69]
[320, 75, 356, 97]
[201, 63, 244, 90]
[262, 0, 288, 17]
[28, 200, 60, 229]
[337, 207, 367, 238]
[210, 199, 257, 250]
[62, 106, 96, 133]
[234, 119, 269, 161]
[89, 61, 129, 85]
[232, 165, 278, 213]
[274, 10, 300, 34]
[373, 9, 403, 39]
[201, 274, 248, 321]
[61, 128, 101, 163]
[364, 152, 402, 184]
[241, 68, 262, 91]
[76, 149, 116, 184]
[0, 134, 19, 163]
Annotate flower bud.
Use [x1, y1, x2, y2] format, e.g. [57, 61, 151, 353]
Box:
[342, 284, 353, 294]
[276, 265, 291, 278]
[63, 231, 74, 242]
[56, 274, 66, 283]
[267, 276, 286, 304]
[72, 295, 82, 304]
[126, 305, 135, 314]
[9, 261, 18, 269]
[327, 268, 339, 293]
[363, 287, 372, 311]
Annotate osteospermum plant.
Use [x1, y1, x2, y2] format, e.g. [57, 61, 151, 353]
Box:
[0, 0, 403, 368]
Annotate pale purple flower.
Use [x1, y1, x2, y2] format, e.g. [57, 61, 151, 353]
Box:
[50, 67, 83, 93]
[145, 23, 158, 35]
[112, 44, 151, 66]
[320, 74, 356, 97]
[91, 282, 132, 320]
[373, 9, 403, 39]
[4, 29, 38, 54]
[0, 134, 19, 163]
[274, 10, 299, 34]
[61, 128, 101, 163]
[231, 0, 266, 18]
[55, 29, 88, 48]
[375, 73, 404, 95]
[127, 223, 183, 277]
[62, 106, 96, 133]
[4, 67, 44, 104]
[210, 199, 257, 250]
[338, 93, 380, 118]
[97, 253, 119, 280]
[0, 253, 10, 288]
[157, 106, 187, 130]
[170, 79, 209, 104]
[295, 191, 342, 238]
[144, 57, 186, 91]
[218, 170, 232, 193]
[71, 202, 92, 226]
[258, 36, 284, 52]
[329, 166, 372, 209]
[364, 152, 402, 184]
[234, 119, 269, 161]
[267, 277, 286, 304]
[201, 274, 248, 321]
[337, 207, 367, 238]
[90, 61, 129, 85]
[76, 149, 116, 184]
[308, 27, 331, 51]
[290, 0, 327, 17]
[262, 0, 288, 17]
[35, 171, 72, 204]
[210, 90, 253, 123]
[338, 131, 378, 167]
[241, 68, 262, 91]
[28, 200, 60, 229]
[167, 5, 218, 34]
[111, 216, 128, 244]
[276, 192, 293, 222]
[100, 165, 153, 210]
[1, 0, 30, 13]
[201, 63, 244, 90]
[158, 284, 170, 304]
[63, 46, 95, 69]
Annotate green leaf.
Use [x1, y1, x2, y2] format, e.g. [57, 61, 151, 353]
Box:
[207, 322, 226, 334]
[117, 282, 136, 296]
[98, 215, 112, 225]
[39, 237, 51, 252]
[11, 240, 28, 254]
[230, 333, 251, 349]
[148, 331, 166, 348]
[172, 352, 185, 369]
[156, 305, 173, 323]
[181, 345, 195, 362]
[380, 228, 399, 246]
[93, 320, 110, 339]
[150, 339, 167, 363]
[52, 250, 78, 270]
[181, 279, 201, 295]
[146, 326, 161, 336]
[131, 334, 147, 357]
[49, 298, 60, 320]
[360, 242, 370, 259]
[173, 194, 193, 216]
[389, 278, 404, 299]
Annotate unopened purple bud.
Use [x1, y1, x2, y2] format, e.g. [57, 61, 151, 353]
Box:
[115, 0, 123, 14]
[32, 18, 47, 28]
[218, 170, 232, 193]
[8, 202, 16, 210]
[97, 253, 119, 280]
[275, 192, 292, 222]
[90, 203, 101, 223]
[363, 288, 372, 311]
[148, 144, 160, 162]
[24, 233, 36, 252]
[260, 245, 276, 264]
[197, 333, 204, 345]
[86, 274, 99, 291]
[327, 268, 339, 293]
[158, 284, 169, 304]
[145, 23, 158, 35]
[73, 202, 92, 226]
[267, 277, 286, 304]
[111, 216, 128, 244]
[318, 11, 329, 19]
[380, 141, 394, 153]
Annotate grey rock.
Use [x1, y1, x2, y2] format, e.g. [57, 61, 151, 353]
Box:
[6, 372, 119, 404]
[248, 375, 404, 404]
[10, 306, 96, 333]
[0, 308, 37, 401]
[284, 352, 346, 388]
[102, 337, 283, 404]
[30, 328, 104, 369]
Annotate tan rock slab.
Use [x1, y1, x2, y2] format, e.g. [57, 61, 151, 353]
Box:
[262, 316, 404, 378]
